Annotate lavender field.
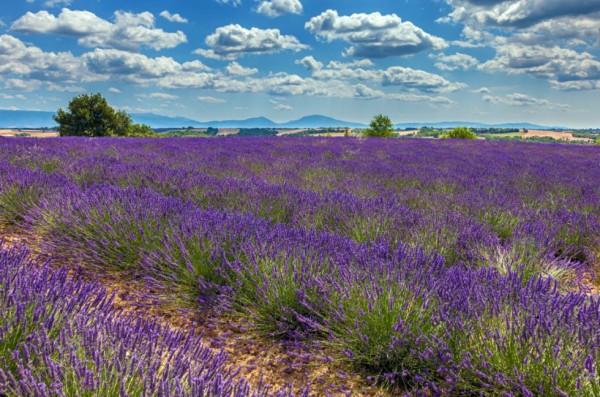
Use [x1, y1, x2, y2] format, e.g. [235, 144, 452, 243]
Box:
[1, 136, 600, 396]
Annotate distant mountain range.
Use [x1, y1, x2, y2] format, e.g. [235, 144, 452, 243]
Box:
[134, 114, 369, 129]
[0, 110, 367, 129]
[0, 109, 564, 130]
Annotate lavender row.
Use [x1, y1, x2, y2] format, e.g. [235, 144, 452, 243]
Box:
[1, 141, 598, 275]
[1, 137, 600, 394]
[17, 180, 600, 395]
[5, 137, 600, 269]
[0, 243, 306, 397]
[2, 137, 599, 217]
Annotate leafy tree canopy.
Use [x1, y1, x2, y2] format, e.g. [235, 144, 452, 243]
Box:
[417, 126, 442, 138]
[363, 114, 395, 137]
[442, 127, 478, 140]
[127, 124, 157, 137]
[53, 93, 155, 137]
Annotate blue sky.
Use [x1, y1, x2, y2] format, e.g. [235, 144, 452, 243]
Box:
[1, 0, 600, 127]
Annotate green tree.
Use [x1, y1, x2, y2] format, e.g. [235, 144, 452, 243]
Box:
[417, 126, 442, 138]
[53, 93, 154, 137]
[363, 114, 395, 137]
[127, 124, 157, 137]
[442, 127, 477, 140]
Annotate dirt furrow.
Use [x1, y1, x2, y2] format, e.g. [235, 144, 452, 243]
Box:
[1, 229, 385, 397]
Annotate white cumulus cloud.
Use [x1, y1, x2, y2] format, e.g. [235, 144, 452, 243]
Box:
[383, 67, 468, 93]
[445, 0, 600, 29]
[431, 53, 479, 71]
[159, 10, 188, 23]
[327, 59, 374, 69]
[295, 56, 323, 71]
[47, 84, 85, 92]
[0, 34, 93, 83]
[480, 43, 600, 90]
[305, 10, 447, 58]
[44, 0, 72, 6]
[483, 92, 570, 109]
[148, 92, 179, 100]
[439, 0, 600, 92]
[194, 24, 308, 60]
[82, 49, 190, 82]
[257, 0, 303, 17]
[0, 33, 455, 107]
[270, 99, 293, 110]
[198, 96, 226, 103]
[226, 62, 259, 76]
[215, 0, 242, 6]
[11, 9, 187, 52]
[26, 0, 73, 7]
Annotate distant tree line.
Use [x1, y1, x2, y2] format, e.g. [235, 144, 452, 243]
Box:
[288, 128, 351, 136]
[572, 131, 600, 139]
[162, 128, 217, 136]
[472, 128, 520, 134]
[483, 135, 592, 145]
[416, 126, 442, 138]
[237, 128, 278, 137]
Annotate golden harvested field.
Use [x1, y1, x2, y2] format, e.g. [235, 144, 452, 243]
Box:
[0, 129, 59, 138]
[524, 130, 591, 142]
[216, 128, 240, 136]
[396, 130, 418, 136]
[276, 129, 307, 136]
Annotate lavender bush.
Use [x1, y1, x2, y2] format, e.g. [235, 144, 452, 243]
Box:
[0, 243, 305, 397]
[0, 136, 599, 394]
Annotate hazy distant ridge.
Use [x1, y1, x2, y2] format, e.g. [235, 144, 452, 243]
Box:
[0, 109, 562, 130]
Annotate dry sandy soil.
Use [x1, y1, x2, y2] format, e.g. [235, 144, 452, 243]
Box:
[276, 129, 308, 136]
[216, 128, 241, 136]
[396, 130, 418, 137]
[0, 129, 59, 138]
[276, 129, 354, 137]
[310, 132, 347, 137]
[524, 130, 591, 142]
